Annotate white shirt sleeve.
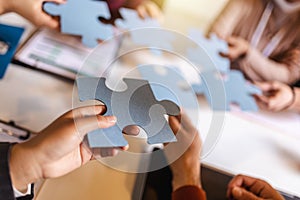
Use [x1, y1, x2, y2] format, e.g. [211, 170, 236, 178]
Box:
[13, 184, 31, 198]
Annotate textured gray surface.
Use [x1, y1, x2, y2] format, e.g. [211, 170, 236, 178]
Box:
[76, 77, 179, 148]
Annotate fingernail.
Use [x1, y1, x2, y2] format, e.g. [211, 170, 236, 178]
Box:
[107, 116, 117, 123]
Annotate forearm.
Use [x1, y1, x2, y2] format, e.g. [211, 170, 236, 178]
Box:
[290, 87, 300, 112]
[208, 0, 244, 38]
[241, 47, 300, 84]
[0, 0, 13, 15]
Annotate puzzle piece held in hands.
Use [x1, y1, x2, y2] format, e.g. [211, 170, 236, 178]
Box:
[76, 77, 180, 148]
[187, 29, 230, 73]
[43, 0, 113, 48]
[0, 24, 24, 78]
[116, 8, 175, 55]
[138, 65, 199, 109]
[193, 70, 261, 111]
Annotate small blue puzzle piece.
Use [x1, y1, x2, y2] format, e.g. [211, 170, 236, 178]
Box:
[0, 23, 24, 78]
[76, 77, 179, 148]
[225, 70, 261, 111]
[187, 29, 230, 73]
[138, 65, 199, 109]
[116, 8, 160, 29]
[116, 8, 175, 55]
[43, 0, 113, 48]
[192, 70, 261, 111]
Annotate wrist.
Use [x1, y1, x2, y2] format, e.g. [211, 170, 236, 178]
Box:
[9, 143, 41, 192]
[172, 166, 201, 191]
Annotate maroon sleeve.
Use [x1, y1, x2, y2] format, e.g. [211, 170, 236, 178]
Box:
[172, 186, 207, 200]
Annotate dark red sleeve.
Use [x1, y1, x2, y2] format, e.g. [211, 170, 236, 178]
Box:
[172, 186, 207, 200]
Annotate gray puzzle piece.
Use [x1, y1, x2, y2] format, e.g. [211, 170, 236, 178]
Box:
[76, 77, 179, 148]
[43, 0, 113, 48]
[138, 65, 199, 109]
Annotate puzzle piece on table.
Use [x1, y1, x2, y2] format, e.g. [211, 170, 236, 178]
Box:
[225, 70, 261, 111]
[0, 24, 24, 78]
[76, 77, 180, 148]
[43, 0, 113, 48]
[192, 70, 261, 111]
[116, 8, 160, 29]
[138, 65, 199, 109]
[187, 29, 230, 72]
[116, 8, 175, 55]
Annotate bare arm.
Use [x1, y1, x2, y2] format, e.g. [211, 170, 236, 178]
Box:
[208, 0, 248, 39]
[240, 46, 300, 84]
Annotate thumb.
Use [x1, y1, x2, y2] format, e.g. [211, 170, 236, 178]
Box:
[75, 115, 117, 139]
[232, 187, 260, 200]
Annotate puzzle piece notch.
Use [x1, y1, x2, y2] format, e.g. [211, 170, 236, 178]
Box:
[116, 8, 175, 55]
[192, 70, 261, 111]
[138, 65, 199, 109]
[43, 0, 113, 48]
[187, 29, 230, 73]
[76, 77, 179, 148]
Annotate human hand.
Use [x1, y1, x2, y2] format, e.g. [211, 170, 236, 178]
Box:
[255, 81, 295, 112]
[136, 0, 163, 21]
[227, 175, 284, 200]
[223, 36, 249, 61]
[164, 113, 202, 191]
[9, 105, 139, 192]
[9, 0, 65, 28]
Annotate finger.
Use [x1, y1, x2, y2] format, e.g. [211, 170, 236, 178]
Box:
[137, 5, 147, 19]
[255, 99, 269, 111]
[180, 112, 196, 133]
[267, 98, 286, 112]
[227, 175, 245, 197]
[80, 143, 93, 165]
[75, 115, 116, 138]
[226, 36, 238, 46]
[68, 105, 106, 118]
[227, 174, 260, 197]
[232, 187, 260, 200]
[254, 81, 274, 92]
[169, 116, 181, 134]
[145, 3, 161, 19]
[122, 125, 140, 136]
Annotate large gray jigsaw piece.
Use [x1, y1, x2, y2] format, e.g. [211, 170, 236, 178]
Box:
[76, 77, 179, 148]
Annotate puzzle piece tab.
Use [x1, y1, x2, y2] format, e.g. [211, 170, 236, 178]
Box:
[138, 65, 199, 109]
[43, 0, 113, 48]
[187, 29, 230, 73]
[193, 70, 261, 111]
[76, 77, 179, 148]
[116, 8, 175, 55]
